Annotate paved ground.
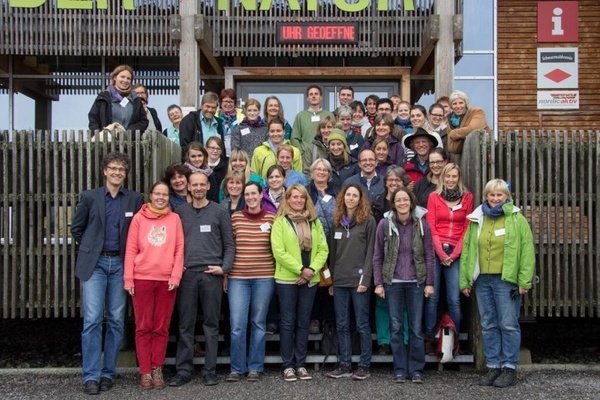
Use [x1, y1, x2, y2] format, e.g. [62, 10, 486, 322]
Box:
[1, 365, 599, 399]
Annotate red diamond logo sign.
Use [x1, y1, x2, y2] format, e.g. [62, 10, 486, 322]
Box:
[545, 69, 571, 83]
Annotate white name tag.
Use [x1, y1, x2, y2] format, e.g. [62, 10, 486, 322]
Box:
[322, 194, 332, 203]
[349, 144, 358, 150]
[120, 98, 129, 107]
[322, 268, 331, 279]
[200, 225, 211, 233]
[125, 211, 133, 217]
[451, 204, 462, 211]
[495, 228, 506, 237]
[260, 223, 271, 232]
[334, 232, 343, 240]
[241, 127, 251, 136]
[311, 115, 320, 122]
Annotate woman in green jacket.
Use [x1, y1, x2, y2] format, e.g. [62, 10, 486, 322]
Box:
[460, 179, 535, 388]
[271, 184, 329, 382]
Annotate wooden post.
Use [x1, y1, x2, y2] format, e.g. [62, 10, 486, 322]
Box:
[179, 0, 200, 110]
[434, 0, 455, 97]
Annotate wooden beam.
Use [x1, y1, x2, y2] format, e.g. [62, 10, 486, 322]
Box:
[412, 15, 439, 75]
[196, 15, 223, 77]
[434, 1, 455, 97]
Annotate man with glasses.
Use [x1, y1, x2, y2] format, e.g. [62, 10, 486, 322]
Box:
[425, 103, 448, 148]
[179, 92, 225, 160]
[342, 149, 385, 204]
[132, 84, 163, 132]
[71, 152, 144, 395]
[163, 104, 183, 145]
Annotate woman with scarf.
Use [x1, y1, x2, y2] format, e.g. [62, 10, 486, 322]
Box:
[183, 142, 213, 177]
[326, 184, 376, 381]
[231, 98, 268, 160]
[349, 100, 371, 138]
[447, 90, 491, 155]
[337, 105, 364, 159]
[425, 103, 448, 148]
[424, 163, 473, 350]
[364, 95, 379, 125]
[460, 179, 534, 388]
[216, 88, 245, 154]
[327, 132, 359, 192]
[262, 165, 285, 213]
[271, 184, 329, 382]
[394, 101, 412, 133]
[251, 118, 302, 180]
[88, 64, 148, 135]
[413, 148, 449, 208]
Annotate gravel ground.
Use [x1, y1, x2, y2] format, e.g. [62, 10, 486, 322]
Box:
[1, 367, 600, 400]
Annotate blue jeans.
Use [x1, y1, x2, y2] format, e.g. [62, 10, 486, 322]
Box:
[81, 255, 127, 383]
[333, 286, 372, 368]
[276, 283, 317, 369]
[385, 282, 425, 377]
[228, 278, 275, 373]
[474, 274, 522, 370]
[425, 258, 461, 335]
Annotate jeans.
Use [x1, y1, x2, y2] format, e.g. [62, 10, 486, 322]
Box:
[385, 282, 425, 377]
[474, 274, 522, 370]
[277, 283, 317, 369]
[131, 279, 177, 374]
[425, 257, 461, 335]
[333, 286, 372, 368]
[228, 278, 275, 374]
[81, 255, 127, 383]
[175, 270, 223, 376]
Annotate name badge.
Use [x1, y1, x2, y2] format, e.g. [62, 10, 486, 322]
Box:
[120, 97, 129, 107]
[322, 268, 331, 279]
[311, 115, 320, 122]
[334, 232, 343, 240]
[200, 225, 211, 233]
[322, 194, 332, 203]
[349, 143, 358, 150]
[125, 212, 133, 217]
[451, 204, 462, 211]
[260, 223, 271, 232]
[241, 128, 251, 136]
[495, 228, 506, 237]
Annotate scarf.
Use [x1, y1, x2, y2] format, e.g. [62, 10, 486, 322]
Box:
[268, 188, 284, 207]
[244, 117, 263, 128]
[184, 161, 213, 177]
[482, 200, 510, 219]
[394, 116, 411, 130]
[147, 202, 169, 217]
[367, 113, 376, 125]
[221, 109, 237, 119]
[329, 153, 346, 170]
[441, 188, 463, 202]
[341, 215, 353, 238]
[449, 108, 468, 129]
[287, 210, 312, 251]
[108, 85, 130, 101]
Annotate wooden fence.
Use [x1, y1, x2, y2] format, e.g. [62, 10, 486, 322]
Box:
[0, 130, 180, 318]
[461, 130, 600, 318]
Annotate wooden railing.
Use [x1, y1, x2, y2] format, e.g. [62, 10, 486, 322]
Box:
[0, 130, 180, 318]
[461, 130, 600, 318]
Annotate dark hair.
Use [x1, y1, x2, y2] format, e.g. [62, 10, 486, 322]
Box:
[372, 113, 395, 131]
[163, 163, 192, 184]
[101, 152, 130, 172]
[148, 181, 169, 196]
[219, 88, 237, 101]
[390, 187, 418, 213]
[364, 94, 380, 105]
[167, 104, 182, 114]
[244, 181, 263, 193]
[306, 85, 322, 96]
[185, 142, 208, 166]
[429, 103, 445, 114]
[268, 117, 285, 130]
[339, 86, 354, 95]
[428, 147, 449, 161]
[349, 100, 366, 114]
[376, 98, 394, 111]
[410, 104, 428, 117]
[266, 164, 286, 179]
[206, 136, 225, 152]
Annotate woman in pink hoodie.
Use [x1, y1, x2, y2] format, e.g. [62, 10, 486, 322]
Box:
[124, 181, 184, 390]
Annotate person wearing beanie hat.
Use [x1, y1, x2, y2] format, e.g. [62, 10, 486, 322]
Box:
[447, 90, 491, 155]
[302, 116, 336, 175]
[403, 128, 438, 185]
[327, 129, 359, 192]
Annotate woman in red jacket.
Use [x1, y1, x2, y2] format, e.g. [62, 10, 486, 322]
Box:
[124, 181, 184, 390]
[424, 163, 473, 342]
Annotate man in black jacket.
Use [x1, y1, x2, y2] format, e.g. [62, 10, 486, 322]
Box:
[178, 92, 224, 160]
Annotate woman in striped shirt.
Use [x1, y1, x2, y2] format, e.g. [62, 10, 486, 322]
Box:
[225, 181, 277, 383]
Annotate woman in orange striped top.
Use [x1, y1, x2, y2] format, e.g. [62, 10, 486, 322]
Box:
[225, 181, 277, 383]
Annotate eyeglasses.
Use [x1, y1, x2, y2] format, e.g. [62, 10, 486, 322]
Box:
[377, 107, 392, 112]
[106, 166, 126, 173]
[207, 146, 222, 151]
[386, 178, 402, 182]
[360, 158, 376, 163]
[221, 99, 235, 104]
[314, 168, 329, 173]
[430, 114, 444, 118]
[429, 160, 446, 165]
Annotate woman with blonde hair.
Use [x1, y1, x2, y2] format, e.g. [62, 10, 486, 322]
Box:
[271, 184, 329, 382]
[219, 148, 264, 201]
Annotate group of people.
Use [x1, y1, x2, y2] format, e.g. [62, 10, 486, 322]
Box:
[75, 64, 534, 395]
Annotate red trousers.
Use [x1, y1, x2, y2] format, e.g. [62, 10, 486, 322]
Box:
[132, 279, 177, 374]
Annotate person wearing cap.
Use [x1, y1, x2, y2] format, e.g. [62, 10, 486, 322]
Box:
[302, 115, 336, 175]
[327, 129, 359, 192]
[403, 128, 439, 185]
[362, 113, 405, 166]
[447, 90, 491, 155]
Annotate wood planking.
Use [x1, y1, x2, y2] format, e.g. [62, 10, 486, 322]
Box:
[498, 1, 600, 131]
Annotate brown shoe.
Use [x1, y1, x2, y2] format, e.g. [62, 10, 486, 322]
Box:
[152, 367, 166, 389]
[140, 373, 153, 390]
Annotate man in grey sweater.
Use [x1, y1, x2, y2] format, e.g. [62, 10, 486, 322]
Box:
[169, 171, 235, 387]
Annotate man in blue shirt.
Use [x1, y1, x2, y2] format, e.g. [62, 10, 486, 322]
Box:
[343, 148, 385, 204]
[71, 152, 143, 395]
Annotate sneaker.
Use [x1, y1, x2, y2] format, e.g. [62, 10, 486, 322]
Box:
[309, 320, 321, 334]
[478, 368, 502, 386]
[283, 368, 297, 382]
[83, 380, 99, 395]
[151, 367, 166, 389]
[377, 344, 391, 355]
[203, 372, 219, 386]
[392, 374, 406, 383]
[352, 367, 370, 381]
[247, 371, 260, 382]
[326, 364, 353, 379]
[168, 373, 191, 387]
[411, 372, 424, 384]
[226, 372, 242, 382]
[140, 374, 153, 390]
[296, 367, 313, 380]
[493, 368, 517, 388]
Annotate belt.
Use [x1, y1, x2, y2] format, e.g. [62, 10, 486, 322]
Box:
[100, 251, 120, 257]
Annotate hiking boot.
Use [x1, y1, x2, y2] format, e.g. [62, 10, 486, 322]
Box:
[478, 368, 502, 386]
[283, 368, 297, 382]
[352, 367, 370, 381]
[493, 368, 517, 388]
[296, 367, 312, 380]
[326, 363, 353, 379]
[392, 374, 406, 383]
[226, 372, 242, 382]
[411, 372, 424, 384]
[151, 367, 166, 389]
[139, 374, 153, 390]
[247, 371, 260, 382]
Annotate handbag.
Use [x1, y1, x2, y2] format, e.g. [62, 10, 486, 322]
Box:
[318, 263, 332, 287]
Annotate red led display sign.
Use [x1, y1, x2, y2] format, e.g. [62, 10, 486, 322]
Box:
[276, 22, 359, 45]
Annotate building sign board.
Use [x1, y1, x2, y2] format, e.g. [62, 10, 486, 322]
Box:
[276, 22, 359, 45]
[537, 47, 578, 89]
[537, 90, 579, 109]
[538, 1, 579, 43]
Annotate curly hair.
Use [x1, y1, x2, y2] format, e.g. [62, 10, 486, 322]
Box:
[333, 184, 371, 227]
[101, 152, 131, 172]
